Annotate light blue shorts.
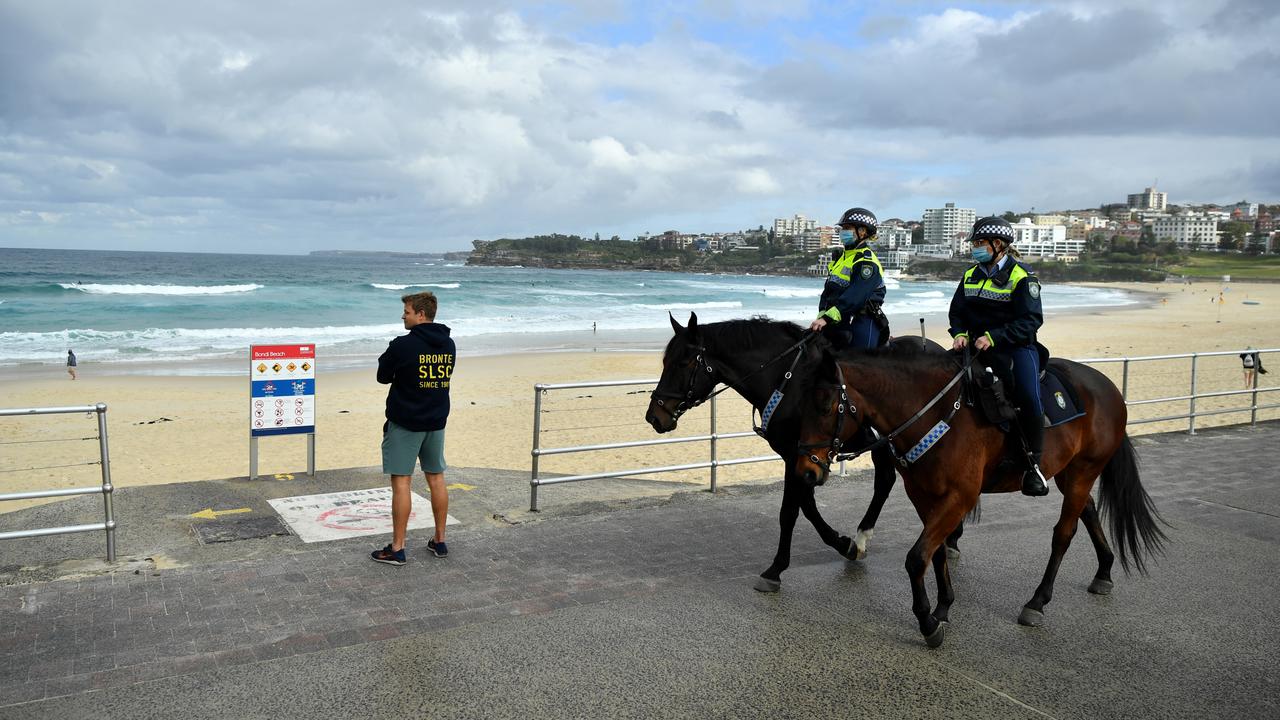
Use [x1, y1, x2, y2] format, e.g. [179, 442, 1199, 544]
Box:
[381, 420, 446, 475]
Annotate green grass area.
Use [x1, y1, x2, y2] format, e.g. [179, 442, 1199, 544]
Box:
[1166, 253, 1280, 279]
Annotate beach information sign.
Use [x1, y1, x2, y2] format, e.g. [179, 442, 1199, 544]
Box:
[250, 344, 316, 437]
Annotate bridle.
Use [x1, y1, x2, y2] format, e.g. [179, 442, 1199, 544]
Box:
[650, 331, 815, 424]
[798, 351, 976, 475]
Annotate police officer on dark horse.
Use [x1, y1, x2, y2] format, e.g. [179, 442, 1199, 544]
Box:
[646, 207, 958, 593]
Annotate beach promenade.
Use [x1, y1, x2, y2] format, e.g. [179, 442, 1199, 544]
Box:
[1, 422, 1278, 719]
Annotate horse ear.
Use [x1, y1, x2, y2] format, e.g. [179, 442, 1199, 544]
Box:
[687, 312, 700, 340]
[669, 312, 684, 335]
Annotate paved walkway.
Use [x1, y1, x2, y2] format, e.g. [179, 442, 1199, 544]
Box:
[1, 423, 1278, 719]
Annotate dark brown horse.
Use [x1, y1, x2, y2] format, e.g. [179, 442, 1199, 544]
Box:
[644, 313, 956, 592]
[793, 342, 1166, 647]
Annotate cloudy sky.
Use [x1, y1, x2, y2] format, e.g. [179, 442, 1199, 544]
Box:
[1, 0, 1276, 254]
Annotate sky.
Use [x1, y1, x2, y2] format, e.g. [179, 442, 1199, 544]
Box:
[1, 0, 1277, 254]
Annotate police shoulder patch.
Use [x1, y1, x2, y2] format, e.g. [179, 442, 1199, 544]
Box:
[1027, 281, 1041, 299]
[860, 265, 874, 279]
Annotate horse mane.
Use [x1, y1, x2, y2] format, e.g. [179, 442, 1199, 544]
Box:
[702, 316, 806, 349]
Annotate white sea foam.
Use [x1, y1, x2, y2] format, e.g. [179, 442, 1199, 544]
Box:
[633, 301, 743, 311]
[907, 291, 945, 298]
[760, 287, 820, 298]
[62, 283, 263, 295]
[370, 282, 460, 290]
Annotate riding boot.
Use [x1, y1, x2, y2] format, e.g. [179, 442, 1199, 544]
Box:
[1019, 412, 1049, 497]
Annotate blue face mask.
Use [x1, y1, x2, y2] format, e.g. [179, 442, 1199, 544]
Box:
[840, 229, 857, 246]
[971, 245, 993, 263]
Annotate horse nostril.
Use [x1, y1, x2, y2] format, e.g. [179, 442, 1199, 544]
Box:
[802, 470, 817, 486]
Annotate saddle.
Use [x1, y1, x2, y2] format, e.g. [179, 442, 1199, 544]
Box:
[964, 345, 1085, 430]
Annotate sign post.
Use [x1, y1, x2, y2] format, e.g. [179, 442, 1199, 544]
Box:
[249, 343, 316, 479]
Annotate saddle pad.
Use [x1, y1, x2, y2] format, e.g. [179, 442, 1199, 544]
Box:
[1041, 364, 1085, 428]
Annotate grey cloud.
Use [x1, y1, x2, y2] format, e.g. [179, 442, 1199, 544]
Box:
[701, 110, 742, 130]
[977, 9, 1171, 81]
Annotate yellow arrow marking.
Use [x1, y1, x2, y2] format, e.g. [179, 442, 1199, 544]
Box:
[189, 507, 252, 520]
[446, 483, 476, 491]
[274, 473, 295, 481]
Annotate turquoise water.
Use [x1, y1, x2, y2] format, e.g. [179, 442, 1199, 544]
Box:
[0, 247, 1135, 373]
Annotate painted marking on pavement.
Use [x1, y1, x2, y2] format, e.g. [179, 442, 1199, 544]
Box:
[189, 507, 252, 520]
[267, 487, 457, 543]
[446, 483, 476, 491]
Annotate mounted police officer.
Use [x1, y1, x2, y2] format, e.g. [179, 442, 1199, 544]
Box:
[809, 207, 889, 350]
[948, 216, 1048, 497]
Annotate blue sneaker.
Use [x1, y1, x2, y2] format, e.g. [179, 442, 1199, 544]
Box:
[371, 544, 406, 566]
[427, 539, 448, 558]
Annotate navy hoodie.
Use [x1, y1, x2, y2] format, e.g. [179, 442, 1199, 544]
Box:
[377, 323, 456, 432]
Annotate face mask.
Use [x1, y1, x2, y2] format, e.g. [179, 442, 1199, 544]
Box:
[971, 245, 993, 263]
[840, 229, 857, 246]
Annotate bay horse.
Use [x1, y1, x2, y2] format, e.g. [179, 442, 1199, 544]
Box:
[793, 342, 1166, 647]
[644, 313, 955, 592]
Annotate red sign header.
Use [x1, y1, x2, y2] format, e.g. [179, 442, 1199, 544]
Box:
[252, 344, 315, 360]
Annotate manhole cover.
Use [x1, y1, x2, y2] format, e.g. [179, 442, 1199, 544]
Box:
[193, 516, 292, 544]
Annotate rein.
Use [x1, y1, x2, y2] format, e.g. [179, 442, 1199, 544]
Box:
[651, 331, 814, 423]
[801, 350, 976, 471]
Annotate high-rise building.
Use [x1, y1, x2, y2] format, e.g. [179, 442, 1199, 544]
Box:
[773, 214, 817, 237]
[922, 203, 975, 254]
[1127, 187, 1168, 211]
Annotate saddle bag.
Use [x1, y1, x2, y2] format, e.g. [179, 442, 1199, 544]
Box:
[974, 366, 1018, 425]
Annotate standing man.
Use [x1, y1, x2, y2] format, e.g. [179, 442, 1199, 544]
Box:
[66, 349, 77, 380]
[809, 207, 889, 349]
[371, 292, 456, 565]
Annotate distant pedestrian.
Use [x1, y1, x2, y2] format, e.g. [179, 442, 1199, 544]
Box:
[66, 349, 77, 380]
[371, 291, 456, 566]
[592, 321, 597, 334]
[1241, 347, 1267, 389]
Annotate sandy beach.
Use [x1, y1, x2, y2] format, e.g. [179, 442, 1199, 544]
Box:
[2, 279, 1277, 512]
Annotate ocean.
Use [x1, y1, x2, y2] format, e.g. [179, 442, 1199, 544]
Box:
[0, 247, 1136, 375]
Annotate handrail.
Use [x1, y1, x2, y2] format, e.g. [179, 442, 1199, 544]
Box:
[0, 403, 117, 561]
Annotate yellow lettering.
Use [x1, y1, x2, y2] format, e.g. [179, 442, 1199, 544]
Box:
[418, 365, 428, 379]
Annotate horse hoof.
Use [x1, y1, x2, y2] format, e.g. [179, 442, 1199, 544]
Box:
[1017, 607, 1045, 627]
[753, 576, 781, 593]
[923, 623, 946, 648]
[945, 546, 961, 562]
[839, 536, 859, 560]
[1088, 578, 1114, 595]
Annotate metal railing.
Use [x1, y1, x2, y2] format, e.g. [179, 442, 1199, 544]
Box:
[530, 379, 774, 511]
[0, 403, 117, 561]
[531, 347, 1279, 511]
[1076, 348, 1279, 434]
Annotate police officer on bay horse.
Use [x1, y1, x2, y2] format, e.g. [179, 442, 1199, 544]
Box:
[948, 216, 1049, 497]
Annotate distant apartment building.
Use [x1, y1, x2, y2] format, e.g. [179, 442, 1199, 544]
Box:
[1032, 214, 1066, 226]
[922, 203, 975, 252]
[773, 214, 817, 238]
[875, 222, 912, 251]
[1227, 201, 1259, 220]
[1010, 218, 1082, 260]
[914, 243, 955, 258]
[1127, 187, 1168, 211]
[1152, 213, 1218, 250]
[794, 226, 838, 254]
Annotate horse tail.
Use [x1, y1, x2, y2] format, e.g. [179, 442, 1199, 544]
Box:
[1097, 434, 1168, 575]
[966, 497, 981, 524]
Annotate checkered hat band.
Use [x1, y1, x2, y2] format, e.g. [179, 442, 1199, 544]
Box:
[843, 214, 875, 226]
[975, 224, 1014, 239]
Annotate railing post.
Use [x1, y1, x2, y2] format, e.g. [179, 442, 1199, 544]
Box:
[95, 403, 116, 563]
[530, 385, 544, 512]
[1188, 353, 1198, 435]
[1121, 359, 1130, 401]
[709, 394, 718, 493]
[1251, 357, 1260, 427]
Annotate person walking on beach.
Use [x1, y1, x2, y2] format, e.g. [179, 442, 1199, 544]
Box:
[66, 349, 77, 380]
[809, 207, 890, 349]
[371, 291, 456, 566]
[948, 216, 1049, 497]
